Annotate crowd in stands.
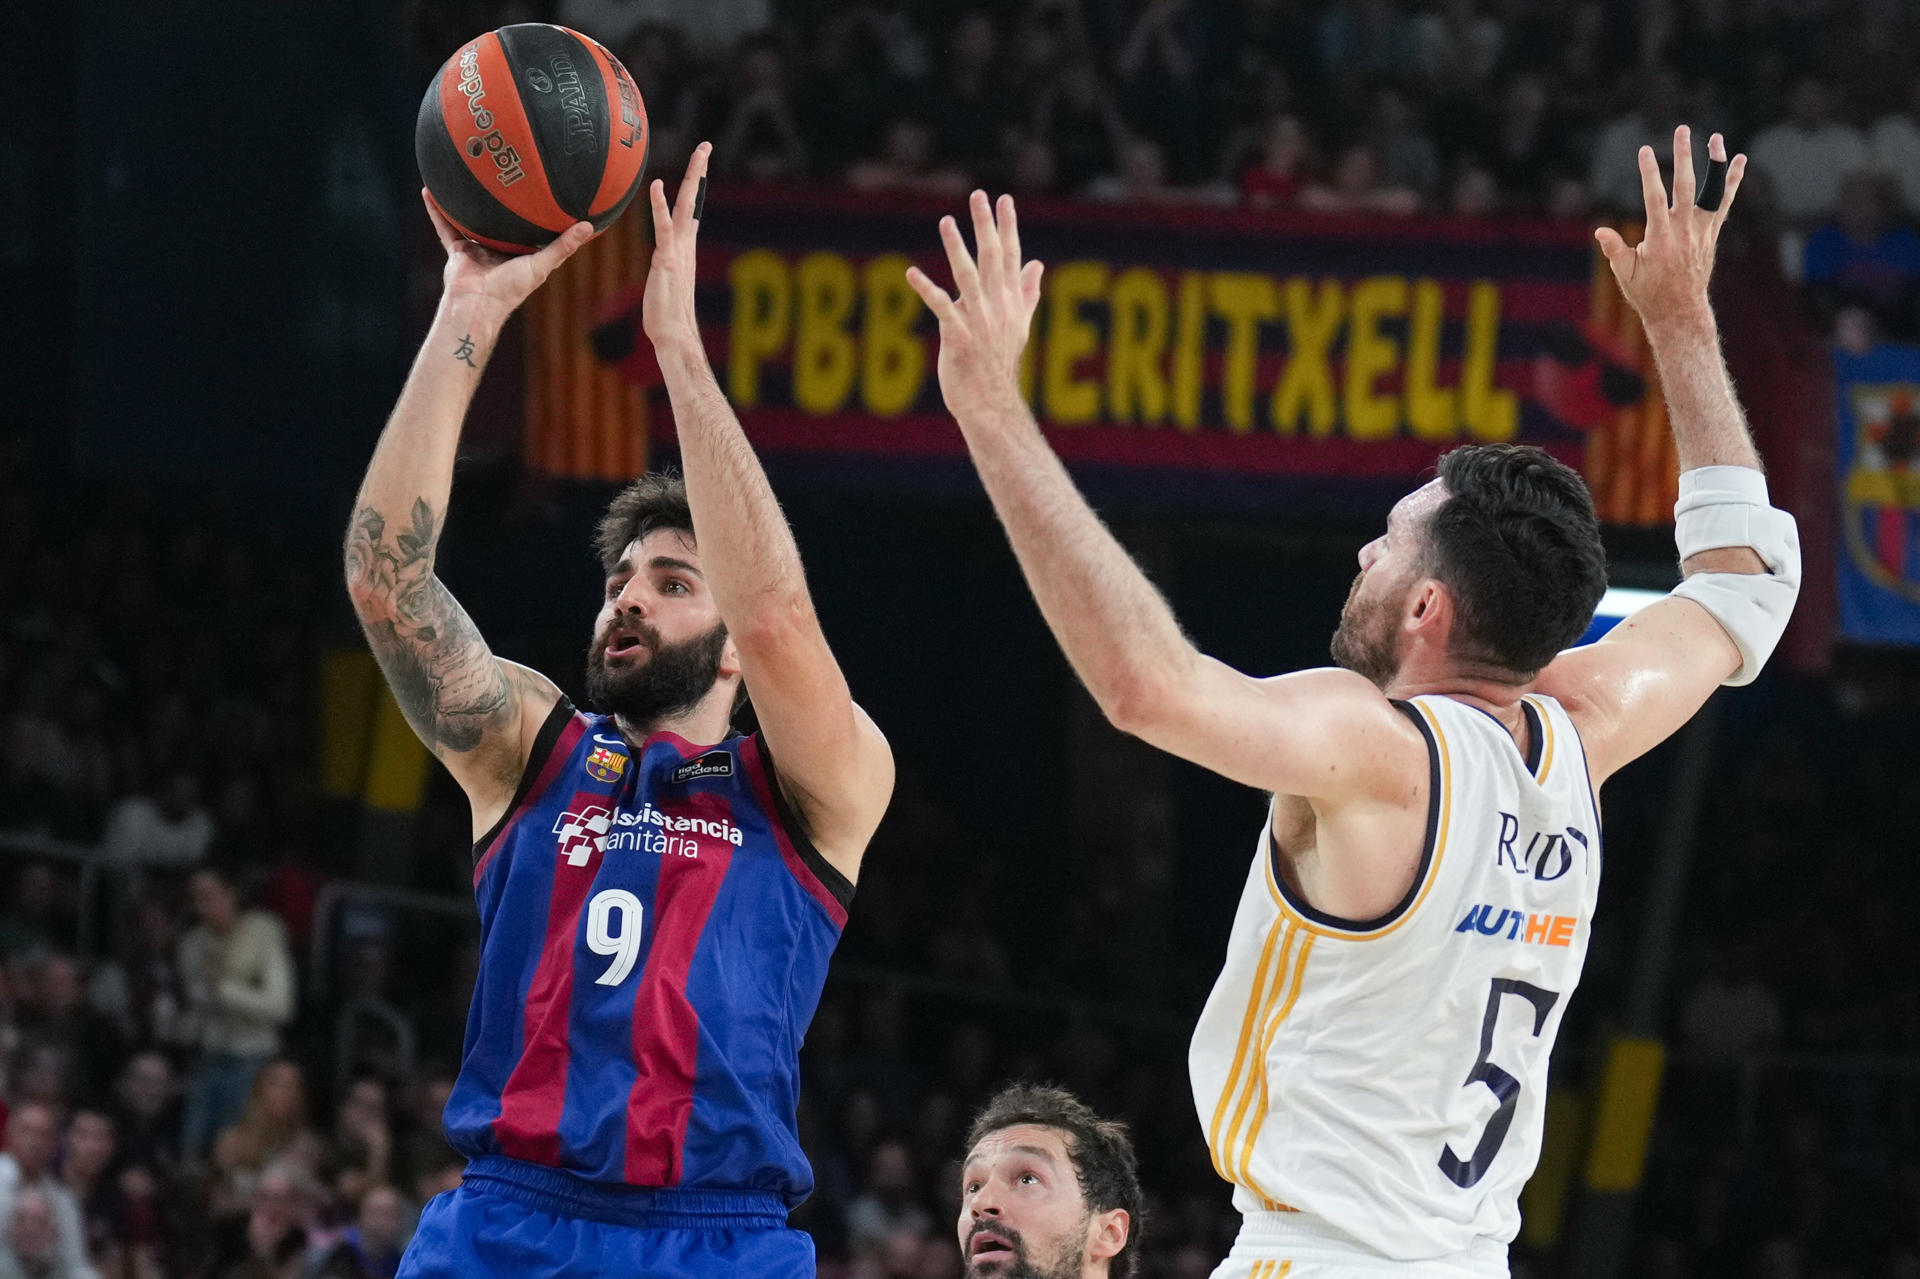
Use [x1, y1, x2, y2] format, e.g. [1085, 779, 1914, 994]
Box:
[4, 0, 1920, 1275]
[404, 0, 1920, 342]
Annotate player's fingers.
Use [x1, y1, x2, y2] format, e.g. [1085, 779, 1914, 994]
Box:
[998, 194, 1022, 288]
[1020, 259, 1044, 308]
[940, 215, 983, 301]
[422, 190, 463, 253]
[530, 221, 595, 276]
[1670, 125, 1695, 213]
[1593, 226, 1634, 275]
[969, 190, 1003, 298]
[1711, 154, 1748, 233]
[1637, 145, 1669, 237]
[674, 143, 712, 230]
[905, 265, 961, 326]
[649, 179, 673, 247]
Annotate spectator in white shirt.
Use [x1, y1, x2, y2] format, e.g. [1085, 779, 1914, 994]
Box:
[176, 867, 296, 1160]
[1588, 69, 1693, 215]
[1749, 77, 1870, 226]
[99, 771, 213, 870]
[1869, 75, 1920, 216]
[0, 1106, 97, 1279]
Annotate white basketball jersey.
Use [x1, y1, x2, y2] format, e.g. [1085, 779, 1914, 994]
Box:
[1189, 694, 1602, 1262]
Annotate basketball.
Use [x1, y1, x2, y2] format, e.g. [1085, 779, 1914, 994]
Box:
[416, 23, 649, 254]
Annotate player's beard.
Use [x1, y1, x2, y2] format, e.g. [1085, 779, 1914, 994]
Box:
[584, 618, 729, 726]
[962, 1223, 1088, 1279]
[1330, 572, 1399, 689]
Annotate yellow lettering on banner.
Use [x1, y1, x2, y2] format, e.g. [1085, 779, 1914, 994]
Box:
[1108, 268, 1170, 424]
[1043, 261, 1110, 425]
[1210, 273, 1280, 434]
[861, 254, 925, 416]
[1405, 278, 1456, 441]
[1272, 279, 1343, 437]
[1462, 281, 1518, 441]
[1344, 275, 1407, 441]
[728, 250, 791, 407]
[793, 252, 858, 414]
[1171, 272, 1206, 431]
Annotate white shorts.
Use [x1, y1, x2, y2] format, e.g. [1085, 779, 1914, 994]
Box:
[1210, 1212, 1509, 1279]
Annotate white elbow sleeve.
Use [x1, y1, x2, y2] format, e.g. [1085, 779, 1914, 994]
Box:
[1668, 466, 1802, 687]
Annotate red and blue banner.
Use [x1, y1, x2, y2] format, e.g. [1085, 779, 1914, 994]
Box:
[596, 189, 1604, 510]
[1836, 345, 1920, 646]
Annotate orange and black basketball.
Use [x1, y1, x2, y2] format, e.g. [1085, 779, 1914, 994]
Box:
[416, 24, 650, 254]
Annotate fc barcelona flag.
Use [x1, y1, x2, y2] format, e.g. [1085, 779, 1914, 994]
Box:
[1837, 345, 1920, 646]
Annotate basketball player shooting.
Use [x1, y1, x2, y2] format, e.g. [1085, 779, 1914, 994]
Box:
[907, 127, 1797, 1276]
[345, 144, 894, 1279]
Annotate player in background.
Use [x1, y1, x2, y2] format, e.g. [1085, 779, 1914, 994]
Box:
[957, 1084, 1141, 1279]
[345, 144, 893, 1278]
[907, 128, 1796, 1276]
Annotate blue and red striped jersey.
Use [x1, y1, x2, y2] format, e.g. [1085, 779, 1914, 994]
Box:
[443, 699, 852, 1202]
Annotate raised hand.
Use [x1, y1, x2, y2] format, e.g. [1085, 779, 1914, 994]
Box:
[642, 142, 713, 357]
[906, 191, 1046, 423]
[423, 191, 592, 318]
[1594, 126, 1747, 331]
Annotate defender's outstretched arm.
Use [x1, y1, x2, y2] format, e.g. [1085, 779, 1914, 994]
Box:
[345, 200, 588, 828]
[908, 194, 1420, 802]
[641, 147, 893, 877]
[1540, 127, 1799, 783]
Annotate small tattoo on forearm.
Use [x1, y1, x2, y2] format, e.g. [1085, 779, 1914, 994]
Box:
[453, 334, 478, 367]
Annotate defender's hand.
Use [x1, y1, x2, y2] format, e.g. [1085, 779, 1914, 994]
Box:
[1595, 126, 1747, 331]
[424, 191, 592, 319]
[642, 143, 713, 357]
[906, 191, 1046, 424]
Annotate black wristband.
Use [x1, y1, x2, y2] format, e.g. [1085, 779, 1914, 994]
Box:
[1696, 157, 1728, 211]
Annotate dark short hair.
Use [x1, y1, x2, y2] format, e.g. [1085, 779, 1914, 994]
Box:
[964, 1083, 1142, 1279]
[596, 472, 694, 574]
[1429, 444, 1608, 679]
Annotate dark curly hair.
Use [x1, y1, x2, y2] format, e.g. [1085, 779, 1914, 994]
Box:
[595, 471, 694, 573]
[964, 1083, 1143, 1279]
[1428, 444, 1609, 679]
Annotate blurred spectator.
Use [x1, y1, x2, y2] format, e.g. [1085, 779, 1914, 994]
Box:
[1802, 172, 1920, 338]
[308, 1185, 409, 1279]
[322, 1077, 394, 1206]
[1238, 116, 1311, 211]
[1749, 78, 1870, 227]
[207, 1062, 320, 1222]
[1004, 134, 1060, 200]
[1369, 88, 1441, 201]
[1588, 69, 1690, 215]
[0, 1104, 96, 1279]
[844, 1139, 931, 1258]
[13, 956, 119, 1115]
[1298, 143, 1422, 215]
[1115, 0, 1209, 182]
[715, 35, 808, 183]
[390, 1072, 459, 1206]
[930, 12, 1010, 180]
[1680, 939, 1784, 1054]
[1446, 161, 1500, 219]
[178, 867, 296, 1160]
[108, 1053, 181, 1180]
[85, 897, 186, 1050]
[556, 0, 772, 61]
[0, 867, 58, 964]
[56, 1111, 121, 1275]
[1870, 75, 1920, 218]
[99, 770, 213, 871]
[1088, 139, 1231, 206]
[1489, 75, 1558, 212]
[846, 117, 969, 197]
[204, 1162, 311, 1279]
[1033, 63, 1130, 195]
[0, 1187, 85, 1279]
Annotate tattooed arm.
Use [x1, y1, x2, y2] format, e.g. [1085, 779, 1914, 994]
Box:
[345, 196, 591, 833]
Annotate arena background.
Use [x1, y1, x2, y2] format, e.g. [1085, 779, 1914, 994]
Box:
[4, 0, 1920, 1276]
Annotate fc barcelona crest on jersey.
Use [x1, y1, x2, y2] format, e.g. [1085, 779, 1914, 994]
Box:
[586, 746, 629, 784]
